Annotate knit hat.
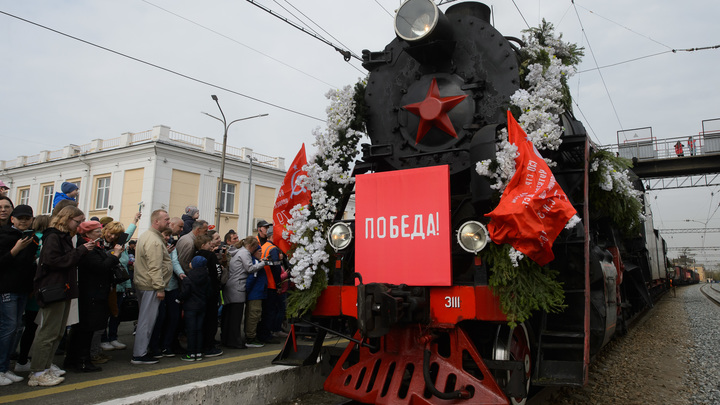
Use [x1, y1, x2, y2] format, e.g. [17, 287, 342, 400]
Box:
[77, 220, 102, 234]
[185, 206, 199, 216]
[190, 255, 207, 270]
[61, 182, 79, 194]
[99, 216, 114, 226]
[11, 205, 33, 218]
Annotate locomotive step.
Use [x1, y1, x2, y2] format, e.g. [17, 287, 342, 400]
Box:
[533, 360, 585, 387]
[540, 330, 585, 339]
[537, 342, 584, 350]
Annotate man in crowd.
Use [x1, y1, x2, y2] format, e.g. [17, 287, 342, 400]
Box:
[176, 220, 209, 272]
[131, 209, 172, 365]
[256, 220, 271, 245]
[148, 216, 185, 357]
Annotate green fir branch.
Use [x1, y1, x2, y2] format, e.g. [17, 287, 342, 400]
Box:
[483, 243, 566, 328]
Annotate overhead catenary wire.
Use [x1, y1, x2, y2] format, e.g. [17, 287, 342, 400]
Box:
[571, 1, 623, 132]
[245, 0, 364, 69]
[0, 9, 324, 122]
[372, 0, 395, 19]
[140, 0, 338, 89]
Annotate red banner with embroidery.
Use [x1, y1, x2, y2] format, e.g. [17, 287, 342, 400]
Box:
[485, 111, 577, 266]
[272, 144, 311, 253]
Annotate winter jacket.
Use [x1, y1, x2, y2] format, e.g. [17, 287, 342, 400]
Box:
[180, 267, 209, 312]
[245, 257, 268, 301]
[133, 227, 172, 292]
[180, 214, 195, 237]
[76, 239, 119, 331]
[195, 249, 224, 294]
[34, 227, 88, 307]
[222, 246, 265, 304]
[52, 192, 76, 208]
[0, 225, 38, 294]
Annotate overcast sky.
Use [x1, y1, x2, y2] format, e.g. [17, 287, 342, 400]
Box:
[1, 0, 718, 267]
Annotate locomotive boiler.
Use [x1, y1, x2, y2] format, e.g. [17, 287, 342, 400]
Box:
[275, 1, 668, 404]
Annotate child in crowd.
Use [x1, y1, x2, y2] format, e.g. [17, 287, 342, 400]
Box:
[179, 256, 209, 361]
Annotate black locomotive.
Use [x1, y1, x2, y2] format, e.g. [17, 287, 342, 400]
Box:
[276, 1, 668, 404]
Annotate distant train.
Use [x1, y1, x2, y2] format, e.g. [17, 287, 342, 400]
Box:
[671, 266, 700, 286]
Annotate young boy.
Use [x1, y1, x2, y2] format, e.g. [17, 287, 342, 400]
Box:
[179, 256, 210, 361]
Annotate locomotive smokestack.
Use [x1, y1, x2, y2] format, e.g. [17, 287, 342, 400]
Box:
[445, 2, 492, 24]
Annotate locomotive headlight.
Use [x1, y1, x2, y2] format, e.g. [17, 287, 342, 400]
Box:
[395, 0, 442, 42]
[328, 222, 353, 251]
[457, 221, 490, 253]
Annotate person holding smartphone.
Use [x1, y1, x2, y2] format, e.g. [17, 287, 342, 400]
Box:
[0, 205, 37, 385]
[63, 221, 121, 373]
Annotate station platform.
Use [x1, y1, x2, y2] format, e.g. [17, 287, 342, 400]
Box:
[0, 322, 342, 405]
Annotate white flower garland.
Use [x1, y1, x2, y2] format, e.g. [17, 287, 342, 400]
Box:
[475, 25, 575, 191]
[590, 156, 644, 222]
[286, 83, 364, 290]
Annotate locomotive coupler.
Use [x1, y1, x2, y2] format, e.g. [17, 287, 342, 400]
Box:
[357, 283, 428, 338]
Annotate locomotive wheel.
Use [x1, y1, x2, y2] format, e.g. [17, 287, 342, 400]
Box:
[492, 323, 532, 405]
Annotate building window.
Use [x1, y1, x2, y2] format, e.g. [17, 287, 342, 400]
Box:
[95, 177, 111, 209]
[220, 182, 236, 213]
[41, 185, 54, 214]
[18, 188, 30, 206]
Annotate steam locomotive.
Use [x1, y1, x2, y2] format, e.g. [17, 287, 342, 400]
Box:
[275, 1, 668, 404]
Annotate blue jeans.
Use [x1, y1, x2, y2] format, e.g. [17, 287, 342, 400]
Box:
[0, 293, 28, 372]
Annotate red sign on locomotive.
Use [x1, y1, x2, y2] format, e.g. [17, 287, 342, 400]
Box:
[355, 165, 452, 286]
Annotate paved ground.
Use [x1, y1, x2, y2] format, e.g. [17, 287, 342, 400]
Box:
[0, 321, 323, 405]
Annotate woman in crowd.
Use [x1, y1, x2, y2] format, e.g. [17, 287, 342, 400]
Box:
[63, 221, 122, 372]
[221, 236, 265, 348]
[30, 206, 94, 386]
[14, 214, 51, 373]
[100, 212, 141, 351]
[0, 205, 38, 385]
[0, 196, 14, 228]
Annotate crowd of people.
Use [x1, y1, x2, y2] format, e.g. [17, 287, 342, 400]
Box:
[0, 181, 290, 387]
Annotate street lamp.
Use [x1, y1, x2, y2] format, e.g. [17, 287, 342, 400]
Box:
[203, 95, 268, 229]
[246, 154, 256, 235]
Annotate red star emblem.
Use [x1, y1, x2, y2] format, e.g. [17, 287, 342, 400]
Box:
[403, 78, 468, 144]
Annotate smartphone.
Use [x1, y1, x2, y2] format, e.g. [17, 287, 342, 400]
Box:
[93, 237, 103, 243]
[116, 232, 129, 246]
[22, 229, 35, 239]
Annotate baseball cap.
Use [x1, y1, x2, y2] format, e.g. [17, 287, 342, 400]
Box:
[257, 219, 272, 228]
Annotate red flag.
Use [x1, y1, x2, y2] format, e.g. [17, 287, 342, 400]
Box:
[272, 144, 311, 253]
[485, 111, 577, 266]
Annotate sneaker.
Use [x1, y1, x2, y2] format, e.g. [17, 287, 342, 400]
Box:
[100, 342, 115, 351]
[272, 330, 289, 338]
[110, 340, 127, 349]
[150, 351, 163, 359]
[203, 347, 223, 357]
[194, 353, 203, 361]
[130, 354, 159, 365]
[161, 348, 175, 357]
[3, 371, 23, 382]
[0, 374, 11, 386]
[246, 339, 265, 348]
[28, 371, 64, 387]
[91, 353, 111, 364]
[180, 354, 195, 362]
[14, 361, 30, 373]
[50, 364, 66, 377]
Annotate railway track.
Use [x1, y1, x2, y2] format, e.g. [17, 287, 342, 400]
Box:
[699, 283, 720, 307]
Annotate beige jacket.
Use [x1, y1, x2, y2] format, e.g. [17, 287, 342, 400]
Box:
[134, 227, 172, 291]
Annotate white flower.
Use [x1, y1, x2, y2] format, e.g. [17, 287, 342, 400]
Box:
[287, 80, 366, 291]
